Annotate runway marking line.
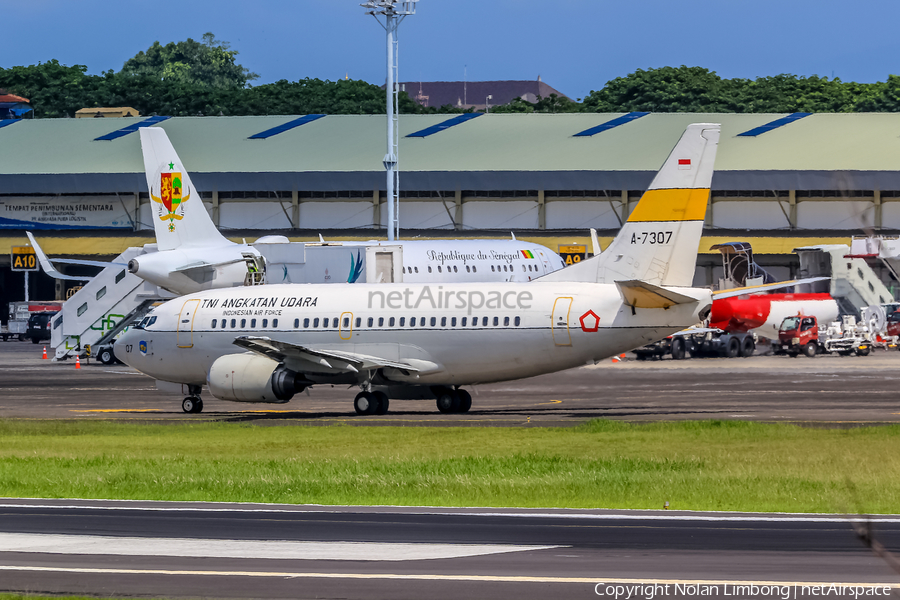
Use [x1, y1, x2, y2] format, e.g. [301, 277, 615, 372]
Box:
[0, 566, 895, 587]
[3, 503, 900, 523]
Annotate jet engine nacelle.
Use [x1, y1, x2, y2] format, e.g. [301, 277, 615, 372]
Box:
[207, 353, 302, 403]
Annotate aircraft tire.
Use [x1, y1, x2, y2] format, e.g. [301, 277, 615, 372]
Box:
[182, 397, 202, 414]
[671, 338, 686, 360]
[436, 392, 460, 414]
[98, 348, 114, 365]
[373, 391, 389, 415]
[803, 343, 817, 358]
[457, 390, 472, 413]
[354, 392, 378, 416]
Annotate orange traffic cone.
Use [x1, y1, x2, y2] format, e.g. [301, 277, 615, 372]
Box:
[42, 347, 47, 360]
[75, 356, 81, 370]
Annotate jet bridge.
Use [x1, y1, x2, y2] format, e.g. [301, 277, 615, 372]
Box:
[50, 246, 171, 360]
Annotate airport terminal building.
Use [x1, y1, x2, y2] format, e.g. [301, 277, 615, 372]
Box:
[2, 111, 899, 302]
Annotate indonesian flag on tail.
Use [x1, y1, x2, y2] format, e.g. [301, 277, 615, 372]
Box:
[678, 158, 692, 170]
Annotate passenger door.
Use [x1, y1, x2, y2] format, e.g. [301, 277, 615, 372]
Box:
[551, 297, 573, 346]
[176, 299, 200, 348]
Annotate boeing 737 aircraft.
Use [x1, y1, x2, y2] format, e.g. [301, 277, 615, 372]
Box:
[117, 123, 723, 415]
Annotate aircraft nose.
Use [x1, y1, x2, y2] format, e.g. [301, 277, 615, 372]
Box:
[114, 329, 137, 366]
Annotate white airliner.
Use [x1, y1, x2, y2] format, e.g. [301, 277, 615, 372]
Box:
[124, 127, 564, 295]
[116, 123, 724, 415]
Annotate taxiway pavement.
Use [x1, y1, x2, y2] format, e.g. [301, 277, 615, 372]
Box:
[1, 342, 898, 425]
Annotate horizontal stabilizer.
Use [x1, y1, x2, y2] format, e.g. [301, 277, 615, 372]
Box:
[615, 280, 699, 309]
[233, 336, 421, 375]
[172, 258, 244, 274]
[712, 277, 831, 300]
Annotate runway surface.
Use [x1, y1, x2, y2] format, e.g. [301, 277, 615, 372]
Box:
[0, 498, 898, 599]
[1, 341, 899, 425]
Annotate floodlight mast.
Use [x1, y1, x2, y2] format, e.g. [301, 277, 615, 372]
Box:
[362, 0, 417, 242]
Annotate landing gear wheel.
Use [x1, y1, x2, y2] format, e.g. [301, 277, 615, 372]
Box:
[725, 337, 740, 358]
[354, 391, 378, 415]
[671, 338, 686, 360]
[373, 391, 389, 415]
[182, 397, 202, 413]
[739, 337, 755, 358]
[457, 390, 472, 413]
[436, 392, 460, 414]
[98, 348, 114, 365]
[802, 342, 817, 358]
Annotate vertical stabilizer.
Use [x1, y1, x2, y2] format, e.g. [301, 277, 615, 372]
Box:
[139, 127, 229, 251]
[541, 123, 720, 287]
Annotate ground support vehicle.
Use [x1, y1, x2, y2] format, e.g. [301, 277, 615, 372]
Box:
[821, 316, 871, 356]
[776, 316, 820, 357]
[634, 329, 756, 360]
[6, 302, 64, 342]
[777, 315, 871, 357]
[24, 312, 57, 344]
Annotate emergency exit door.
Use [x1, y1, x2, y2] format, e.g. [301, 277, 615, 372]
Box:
[552, 297, 573, 346]
[176, 299, 200, 348]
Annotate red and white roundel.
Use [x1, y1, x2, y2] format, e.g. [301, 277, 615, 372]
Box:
[579, 310, 600, 332]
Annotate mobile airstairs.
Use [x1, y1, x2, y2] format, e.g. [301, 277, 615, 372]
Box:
[795, 244, 894, 317]
[50, 246, 171, 361]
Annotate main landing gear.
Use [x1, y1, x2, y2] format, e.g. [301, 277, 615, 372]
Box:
[354, 390, 389, 416]
[182, 396, 203, 413]
[182, 385, 204, 414]
[436, 389, 472, 414]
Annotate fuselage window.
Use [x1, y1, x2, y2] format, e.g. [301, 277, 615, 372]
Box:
[241, 318, 247, 328]
[313, 318, 320, 328]
[378, 317, 384, 327]
[504, 316, 510, 326]
[273, 318, 278, 328]
[453, 266, 458, 273]
[221, 319, 226, 329]
[294, 318, 300, 328]
[482, 317, 489, 326]
[430, 317, 436, 327]
[411, 317, 416, 326]
[504, 265, 508, 272]
[451, 317, 457, 326]
[472, 266, 477, 273]
[461, 317, 466, 326]
[491, 265, 495, 272]
[331, 317, 337, 328]
[414, 266, 419, 273]
[262, 318, 268, 328]
[368, 317, 374, 327]
[211, 319, 217, 328]
[515, 316, 521, 326]
[466, 265, 471, 272]
[428, 266, 432, 273]
[344, 317, 350, 328]
[303, 318, 310, 328]
[389, 317, 395, 327]
[438, 266, 442, 273]
[251, 318, 257, 328]
[399, 317, 406, 327]
[355, 317, 361, 327]
[471, 317, 477, 327]
[493, 316, 499, 326]
[522, 265, 526, 272]
[441, 317, 447, 326]
[230, 319, 236, 328]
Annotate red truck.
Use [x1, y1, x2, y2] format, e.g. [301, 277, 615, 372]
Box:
[776, 316, 819, 357]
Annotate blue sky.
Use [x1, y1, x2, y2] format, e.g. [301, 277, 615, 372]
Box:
[6, 0, 900, 100]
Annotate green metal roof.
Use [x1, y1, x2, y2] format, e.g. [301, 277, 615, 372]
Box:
[2, 113, 900, 193]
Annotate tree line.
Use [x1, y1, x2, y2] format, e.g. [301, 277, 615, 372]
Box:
[3, 36, 900, 117]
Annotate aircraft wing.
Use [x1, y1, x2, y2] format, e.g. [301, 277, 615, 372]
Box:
[233, 336, 421, 375]
[712, 277, 830, 300]
[616, 280, 699, 309]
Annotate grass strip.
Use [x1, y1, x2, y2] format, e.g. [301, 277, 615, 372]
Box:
[0, 419, 897, 514]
